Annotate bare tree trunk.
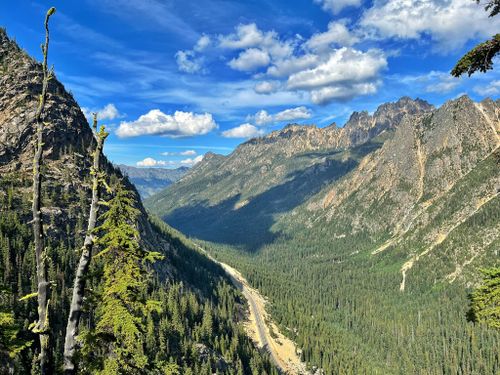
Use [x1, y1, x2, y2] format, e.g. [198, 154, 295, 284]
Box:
[63, 116, 108, 374]
[31, 8, 56, 375]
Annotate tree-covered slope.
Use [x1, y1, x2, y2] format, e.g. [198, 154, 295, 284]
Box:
[0, 27, 277, 375]
[148, 94, 500, 373]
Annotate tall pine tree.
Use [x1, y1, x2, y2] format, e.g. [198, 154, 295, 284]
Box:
[91, 183, 162, 374]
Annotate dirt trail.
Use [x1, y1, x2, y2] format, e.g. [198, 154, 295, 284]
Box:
[193, 244, 310, 374]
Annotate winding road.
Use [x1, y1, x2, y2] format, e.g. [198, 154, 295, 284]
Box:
[193, 244, 310, 374]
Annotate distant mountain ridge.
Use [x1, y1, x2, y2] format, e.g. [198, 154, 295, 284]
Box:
[117, 164, 189, 198]
[147, 96, 437, 247]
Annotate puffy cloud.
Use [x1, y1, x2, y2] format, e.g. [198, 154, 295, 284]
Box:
[286, 48, 387, 104]
[82, 103, 122, 121]
[175, 50, 204, 73]
[251, 106, 312, 125]
[274, 106, 312, 122]
[175, 35, 211, 73]
[287, 48, 386, 90]
[305, 21, 359, 53]
[254, 80, 281, 94]
[222, 123, 265, 138]
[219, 23, 266, 49]
[310, 82, 378, 104]
[194, 34, 211, 51]
[219, 23, 292, 58]
[265, 54, 319, 78]
[361, 0, 500, 50]
[221, 23, 294, 72]
[474, 80, 500, 96]
[180, 155, 204, 165]
[116, 110, 217, 138]
[137, 157, 170, 167]
[228, 48, 271, 71]
[313, 0, 362, 14]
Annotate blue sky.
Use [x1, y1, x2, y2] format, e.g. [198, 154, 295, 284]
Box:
[1, 0, 499, 167]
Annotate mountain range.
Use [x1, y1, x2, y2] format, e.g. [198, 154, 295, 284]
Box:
[117, 164, 188, 198]
[147, 94, 500, 373]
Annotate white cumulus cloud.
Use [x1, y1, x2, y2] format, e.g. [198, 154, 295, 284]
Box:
[175, 50, 204, 73]
[266, 54, 320, 78]
[221, 23, 294, 72]
[361, 0, 500, 51]
[180, 154, 204, 165]
[286, 47, 386, 104]
[82, 103, 122, 122]
[229, 48, 271, 71]
[222, 123, 265, 138]
[313, 0, 362, 14]
[305, 21, 359, 53]
[251, 106, 312, 125]
[116, 110, 218, 138]
[254, 80, 281, 94]
[287, 48, 386, 90]
[310, 82, 379, 104]
[194, 34, 211, 51]
[136, 157, 170, 167]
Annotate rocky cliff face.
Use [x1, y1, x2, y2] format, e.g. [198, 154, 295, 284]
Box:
[0, 27, 161, 251]
[0, 28, 92, 171]
[311, 96, 500, 238]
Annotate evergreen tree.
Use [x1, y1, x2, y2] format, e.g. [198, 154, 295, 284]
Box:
[0, 286, 31, 371]
[91, 182, 162, 374]
[469, 267, 500, 328]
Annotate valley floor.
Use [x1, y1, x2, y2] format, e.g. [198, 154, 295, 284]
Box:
[194, 243, 311, 375]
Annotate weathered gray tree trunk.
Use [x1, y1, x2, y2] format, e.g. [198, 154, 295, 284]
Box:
[31, 8, 56, 375]
[63, 117, 108, 374]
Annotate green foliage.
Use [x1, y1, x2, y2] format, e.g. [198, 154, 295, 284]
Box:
[451, 34, 500, 77]
[90, 183, 160, 374]
[0, 287, 32, 368]
[451, 1, 499, 76]
[469, 267, 500, 328]
[0, 171, 277, 374]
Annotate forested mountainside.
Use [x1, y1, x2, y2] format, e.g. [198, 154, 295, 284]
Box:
[0, 27, 278, 375]
[117, 165, 188, 198]
[148, 96, 500, 373]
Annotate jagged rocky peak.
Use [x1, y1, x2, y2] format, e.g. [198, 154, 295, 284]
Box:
[340, 96, 434, 146]
[0, 28, 92, 171]
[203, 151, 224, 160]
[239, 96, 434, 155]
